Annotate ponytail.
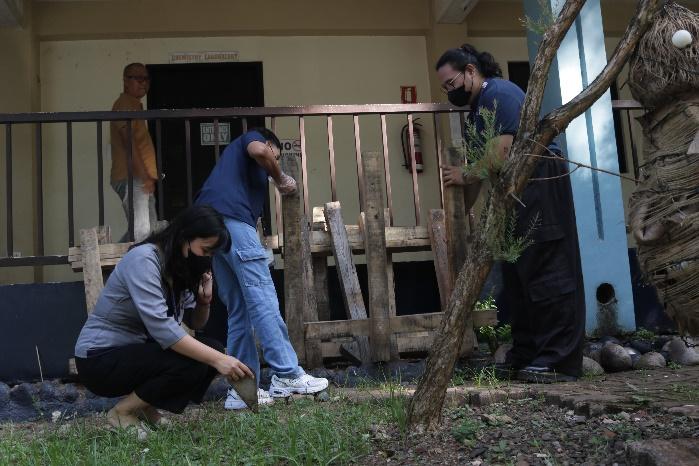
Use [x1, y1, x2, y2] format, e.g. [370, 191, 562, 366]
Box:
[436, 43, 503, 79]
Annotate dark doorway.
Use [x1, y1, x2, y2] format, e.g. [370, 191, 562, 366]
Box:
[609, 82, 629, 173]
[507, 61, 531, 92]
[146, 62, 266, 219]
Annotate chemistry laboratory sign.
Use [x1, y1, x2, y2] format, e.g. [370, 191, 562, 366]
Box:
[170, 51, 240, 64]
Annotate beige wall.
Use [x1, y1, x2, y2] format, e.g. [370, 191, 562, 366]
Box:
[33, 0, 431, 40]
[0, 0, 669, 283]
[0, 1, 39, 284]
[37, 35, 438, 282]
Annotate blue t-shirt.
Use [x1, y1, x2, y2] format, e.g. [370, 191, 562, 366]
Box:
[468, 78, 559, 152]
[469, 78, 523, 137]
[196, 131, 268, 227]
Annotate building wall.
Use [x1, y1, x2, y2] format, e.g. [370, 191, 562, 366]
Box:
[0, 0, 666, 283]
[37, 35, 439, 282]
[0, 1, 39, 284]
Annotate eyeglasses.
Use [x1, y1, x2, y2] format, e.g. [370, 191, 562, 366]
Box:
[126, 75, 151, 83]
[440, 72, 463, 94]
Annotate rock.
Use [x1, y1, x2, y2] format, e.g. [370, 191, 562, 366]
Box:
[583, 342, 603, 363]
[653, 335, 674, 351]
[378, 360, 425, 384]
[309, 367, 334, 380]
[663, 337, 699, 366]
[38, 381, 61, 402]
[85, 397, 118, 413]
[341, 366, 373, 387]
[60, 384, 80, 403]
[583, 341, 603, 356]
[481, 413, 513, 425]
[10, 383, 37, 407]
[667, 405, 699, 421]
[634, 352, 666, 369]
[0, 382, 9, 404]
[626, 438, 699, 465]
[625, 347, 642, 365]
[600, 343, 633, 372]
[629, 339, 653, 354]
[469, 446, 487, 459]
[582, 356, 605, 376]
[493, 343, 513, 364]
[600, 336, 621, 346]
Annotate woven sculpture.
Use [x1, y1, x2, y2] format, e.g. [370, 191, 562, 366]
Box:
[627, 2, 699, 335]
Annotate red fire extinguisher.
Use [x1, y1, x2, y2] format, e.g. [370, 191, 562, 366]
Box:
[401, 118, 424, 173]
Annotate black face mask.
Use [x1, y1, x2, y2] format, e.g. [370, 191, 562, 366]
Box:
[447, 87, 471, 107]
[186, 245, 212, 279]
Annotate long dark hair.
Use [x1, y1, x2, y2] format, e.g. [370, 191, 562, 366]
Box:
[138, 205, 231, 295]
[435, 43, 503, 78]
[248, 127, 282, 150]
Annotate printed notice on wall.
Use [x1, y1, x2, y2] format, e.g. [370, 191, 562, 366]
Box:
[200, 123, 231, 146]
[170, 51, 240, 64]
[280, 139, 302, 158]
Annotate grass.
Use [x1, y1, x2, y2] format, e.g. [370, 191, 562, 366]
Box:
[452, 366, 506, 389]
[669, 383, 699, 402]
[450, 417, 484, 446]
[0, 392, 404, 466]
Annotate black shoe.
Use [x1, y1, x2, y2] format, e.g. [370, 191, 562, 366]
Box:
[516, 365, 577, 384]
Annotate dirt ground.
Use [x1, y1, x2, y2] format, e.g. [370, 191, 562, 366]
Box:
[363, 396, 698, 465]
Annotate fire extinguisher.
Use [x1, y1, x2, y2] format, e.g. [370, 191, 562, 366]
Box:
[401, 118, 424, 173]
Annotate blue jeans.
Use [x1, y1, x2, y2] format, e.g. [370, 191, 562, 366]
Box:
[213, 217, 303, 384]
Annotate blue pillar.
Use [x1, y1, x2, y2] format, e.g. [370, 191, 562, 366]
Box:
[523, 0, 635, 334]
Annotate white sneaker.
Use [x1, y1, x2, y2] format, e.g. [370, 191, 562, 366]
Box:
[224, 388, 274, 410]
[269, 373, 329, 397]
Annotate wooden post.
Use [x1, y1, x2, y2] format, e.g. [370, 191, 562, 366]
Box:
[444, 147, 475, 354]
[71, 226, 110, 376]
[384, 208, 398, 358]
[311, 206, 331, 322]
[359, 212, 399, 360]
[324, 201, 371, 364]
[80, 228, 104, 314]
[428, 209, 450, 310]
[280, 154, 306, 364]
[300, 216, 323, 368]
[361, 151, 392, 362]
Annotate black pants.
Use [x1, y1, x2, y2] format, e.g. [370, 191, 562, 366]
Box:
[502, 238, 586, 377]
[75, 336, 223, 414]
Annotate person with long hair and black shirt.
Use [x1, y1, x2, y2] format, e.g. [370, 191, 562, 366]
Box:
[437, 44, 585, 382]
[74, 205, 253, 432]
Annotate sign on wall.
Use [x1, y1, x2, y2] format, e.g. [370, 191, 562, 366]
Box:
[170, 51, 240, 64]
[280, 139, 302, 157]
[200, 122, 231, 146]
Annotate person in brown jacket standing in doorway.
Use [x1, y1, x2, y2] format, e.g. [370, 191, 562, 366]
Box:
[110, 62, 159, 242]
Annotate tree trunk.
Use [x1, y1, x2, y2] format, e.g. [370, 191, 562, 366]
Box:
[407, 0, 663, 430]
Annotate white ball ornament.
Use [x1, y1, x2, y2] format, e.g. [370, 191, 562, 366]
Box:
[671, 29, 693, 49]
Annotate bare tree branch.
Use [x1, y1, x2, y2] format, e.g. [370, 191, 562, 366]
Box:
[407, 0, 663, 430]
[508, 0, 663, 199]
[519, 0, 589, 136]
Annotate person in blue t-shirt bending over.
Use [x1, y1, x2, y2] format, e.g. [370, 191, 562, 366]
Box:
[196, 128, 328, 409]
[437, 44, 585, 382]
